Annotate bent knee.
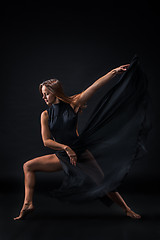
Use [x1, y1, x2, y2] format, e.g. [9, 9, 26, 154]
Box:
[23, 161, 33, 172]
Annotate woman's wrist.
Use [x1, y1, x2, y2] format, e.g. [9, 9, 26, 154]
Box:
[63, 145, 69, 151]
[111, 69, 117, 76]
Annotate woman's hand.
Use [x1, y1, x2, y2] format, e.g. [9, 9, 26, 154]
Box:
[114, 64, 130, 74]
[64, 146, 77, 166]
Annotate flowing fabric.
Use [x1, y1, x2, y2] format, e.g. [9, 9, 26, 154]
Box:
[47, 56, 152, 204]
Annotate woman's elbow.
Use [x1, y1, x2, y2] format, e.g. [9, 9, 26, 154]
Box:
[43, 140, 49, 147]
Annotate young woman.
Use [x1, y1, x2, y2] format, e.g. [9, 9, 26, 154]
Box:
[14, 57, 150, 220]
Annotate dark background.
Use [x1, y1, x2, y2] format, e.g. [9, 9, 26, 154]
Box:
[1, 1, 160, 240]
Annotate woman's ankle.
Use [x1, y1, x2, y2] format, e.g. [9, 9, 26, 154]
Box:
[23, 201, 33, 207]
[122, 206, 131, 212]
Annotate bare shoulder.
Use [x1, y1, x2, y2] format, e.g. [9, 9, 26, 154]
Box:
[41, 110, 49, 121]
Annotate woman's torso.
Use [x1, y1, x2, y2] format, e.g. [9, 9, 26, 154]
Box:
[47, 100, 79, 145]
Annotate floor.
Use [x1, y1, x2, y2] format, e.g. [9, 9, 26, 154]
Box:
[1, 190, 160, 240]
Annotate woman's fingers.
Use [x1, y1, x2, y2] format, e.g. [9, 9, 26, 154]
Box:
[121, 64, 130, 69]
[66, 147, 77, 165]
[123, 64, 130, 71]
[70, 155, 77, 166]
[68, 152, 77, 166]
[64, 146, 77, 166]
[115, 64, 130, 74]
[121, 64, 130, 70]
[123, 64, 130, 68]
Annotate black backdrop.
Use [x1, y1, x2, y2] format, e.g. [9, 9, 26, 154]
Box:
[1, 2, 160, 193]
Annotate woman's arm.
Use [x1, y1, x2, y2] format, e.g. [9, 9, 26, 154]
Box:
[41, 111, 77, 165]
[76, 64, 130, 106]
[41, 110, 67, 150]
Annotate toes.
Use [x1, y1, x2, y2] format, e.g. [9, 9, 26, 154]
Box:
[13, 216, 22, 221]
[132, 212, 141, 219]
[14, 207, 34, 220]
[126, 210, 141, 219]
[13, 212, 25, 220]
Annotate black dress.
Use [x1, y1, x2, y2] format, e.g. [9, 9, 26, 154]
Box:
[47, 56, 152, 205]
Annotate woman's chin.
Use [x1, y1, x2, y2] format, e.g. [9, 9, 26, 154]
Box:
[47, 102, 52, 107]
[45, 101, 49, 106]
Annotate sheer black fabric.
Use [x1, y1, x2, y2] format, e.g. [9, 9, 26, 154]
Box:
[47, 56, 152, 204]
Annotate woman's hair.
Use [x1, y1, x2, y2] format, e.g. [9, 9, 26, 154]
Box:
[39, 79, 85, 109]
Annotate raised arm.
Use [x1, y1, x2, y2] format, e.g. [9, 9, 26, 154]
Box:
[76, 64, 130, 106]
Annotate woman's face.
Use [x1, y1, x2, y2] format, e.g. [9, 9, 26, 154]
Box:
[41, 85, 57, 106]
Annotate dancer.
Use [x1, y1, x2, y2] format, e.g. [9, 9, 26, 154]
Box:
[14, 57, 150, 220]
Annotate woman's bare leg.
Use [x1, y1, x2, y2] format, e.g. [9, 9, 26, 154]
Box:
[23, 167, 35, 205]
[79, 150, 141, 219]
[106, 192, 141, 219]
[14, 154, 62, 220]
[83, 150, 141, 219]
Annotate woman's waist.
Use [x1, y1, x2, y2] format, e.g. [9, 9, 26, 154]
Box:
[54, 134, 79, 146]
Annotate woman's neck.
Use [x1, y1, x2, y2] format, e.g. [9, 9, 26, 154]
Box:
[53, 98, 60, 104]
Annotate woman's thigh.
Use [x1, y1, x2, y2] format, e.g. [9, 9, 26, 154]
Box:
[24, 154, 63, 172]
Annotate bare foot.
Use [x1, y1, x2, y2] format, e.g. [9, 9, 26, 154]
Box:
[14, 203, 34, 220]
[125, 207, 141, 219]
